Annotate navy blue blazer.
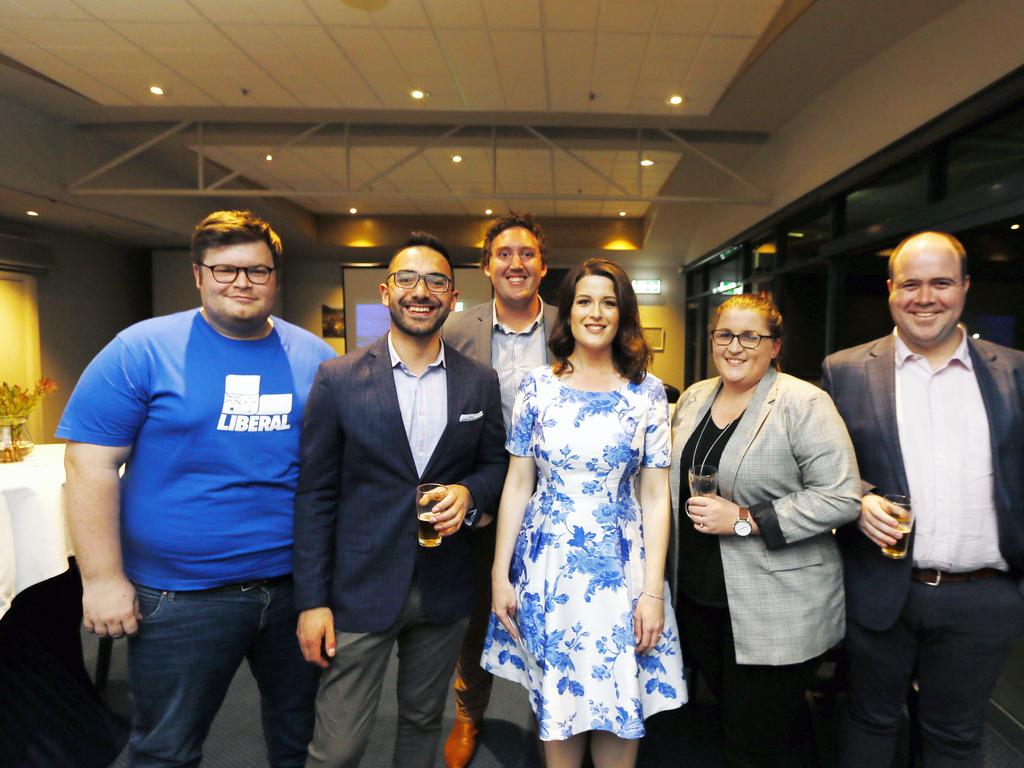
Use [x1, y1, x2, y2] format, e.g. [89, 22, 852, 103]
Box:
[293, 335, 508, 632]
[822, 334, 1024, 631]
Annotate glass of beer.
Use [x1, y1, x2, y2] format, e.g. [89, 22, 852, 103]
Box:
[880, 494, 913, 559]
[688, 465, 718, 498]
[416, 483, 446, 548]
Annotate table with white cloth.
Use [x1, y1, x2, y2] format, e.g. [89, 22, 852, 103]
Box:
[0, 443, 73, 622]
[0, 442, 129, 768]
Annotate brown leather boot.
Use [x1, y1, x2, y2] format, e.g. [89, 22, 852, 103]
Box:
[444, 719, 480, 768]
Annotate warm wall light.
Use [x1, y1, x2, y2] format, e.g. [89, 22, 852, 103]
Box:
[26, 210, 39, 216]
[149, 85, 164, 96]
[604, 239, 638, 251]
[452, 154, 462, 163]
[410, 89, 426, 100]
[640, 159, 654, 167]
[349, 207, 358, 215]
[265, 154, 273, 161]
[618, 211, 627, 217]
[668, 94, 683, 105]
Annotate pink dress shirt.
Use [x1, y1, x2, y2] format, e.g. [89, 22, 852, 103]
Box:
[894, 328, 1006, 572]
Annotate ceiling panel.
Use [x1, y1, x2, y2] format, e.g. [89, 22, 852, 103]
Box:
[711, 0, 782, 36]
[597, 1, 659, 33]
[545, 31, 593, 112]
[436, 29, 505, 110]
[423, 0, 487, 29]
[188, 0, 320, 25]
[110, 21, 235, 51]
[72, 0, 205, 23]
[0, 19, 133, 48]
[482, 0, 541, 30]
[655, 1, 719, 35]
[0, 0, 92, 20]
[2, 46, 136, 103]
[545, 0, 598, 31]
[491, 29, 546, 111]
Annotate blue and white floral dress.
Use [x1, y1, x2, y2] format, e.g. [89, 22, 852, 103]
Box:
[481, 366, 686, 741]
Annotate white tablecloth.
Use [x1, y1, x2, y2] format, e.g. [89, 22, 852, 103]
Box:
[0, 443, 71, 622]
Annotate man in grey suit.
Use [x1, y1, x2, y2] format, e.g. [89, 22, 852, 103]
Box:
[822, 231, 1024, 767]
[441, 212, 558, 767]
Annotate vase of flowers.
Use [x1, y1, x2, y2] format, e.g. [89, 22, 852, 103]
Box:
[0, 378, 58, 463]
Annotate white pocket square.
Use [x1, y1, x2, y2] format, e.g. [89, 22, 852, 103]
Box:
[459, 411, 484, 422]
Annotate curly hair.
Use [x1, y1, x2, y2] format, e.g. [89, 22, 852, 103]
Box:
[480, 211, 548, 268]
[548, 258, 651, 384]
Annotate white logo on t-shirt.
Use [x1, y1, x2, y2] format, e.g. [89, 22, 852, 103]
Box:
[216, 375, 293, 432]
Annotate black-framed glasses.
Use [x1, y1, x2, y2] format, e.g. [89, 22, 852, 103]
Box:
[710, 330, 774, 349]
[387, 270, 452, 293]
[200, 263, 275, 285]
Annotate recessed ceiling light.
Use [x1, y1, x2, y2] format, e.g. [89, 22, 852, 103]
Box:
[410, 89, 427, 100]
[619, 211, 627, 217]
[1012, 223, 1020, 230]
[349, 207, 358, 215]
[26, 210, 39, 216]
[149, 85, 164, 96]
[452, 154, 462, 163]
[668, 94, 683, 106]
[640, 159, 654, 167]
[484, 209, 493, 215]
[265, 154, 273, 162]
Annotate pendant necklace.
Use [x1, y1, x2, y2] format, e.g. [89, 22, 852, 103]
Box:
[692, 406, 742, 473]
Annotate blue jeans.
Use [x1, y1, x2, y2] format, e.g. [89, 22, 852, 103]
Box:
[128, 577, 318, 768]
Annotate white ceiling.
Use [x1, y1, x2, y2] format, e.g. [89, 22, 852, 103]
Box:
[0, 0, 781, 115]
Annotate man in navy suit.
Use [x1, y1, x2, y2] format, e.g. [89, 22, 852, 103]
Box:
[293, 232, 508, 768]
[823, 231, 1024, 767]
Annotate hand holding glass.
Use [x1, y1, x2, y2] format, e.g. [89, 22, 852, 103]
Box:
[688, 465, 718, 498]
[880, 494, 913, 559]
[416, 483, 447, 547]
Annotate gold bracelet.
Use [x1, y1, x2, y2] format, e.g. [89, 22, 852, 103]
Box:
[642, 591, 664, 600]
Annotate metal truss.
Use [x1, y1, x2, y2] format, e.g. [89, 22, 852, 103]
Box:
[68, 120, 772, 206]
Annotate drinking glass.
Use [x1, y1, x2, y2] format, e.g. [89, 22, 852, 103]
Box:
[415, 483, 446, 548]
[688, 465, 718, 498]
[880, 494, 913, 560]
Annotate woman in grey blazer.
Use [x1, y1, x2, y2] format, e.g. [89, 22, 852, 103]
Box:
[671, 294, 859, 767]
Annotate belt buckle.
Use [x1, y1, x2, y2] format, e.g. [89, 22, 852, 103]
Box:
[923, 570, 942, 587]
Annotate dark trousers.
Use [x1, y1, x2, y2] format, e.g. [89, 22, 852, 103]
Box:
[840, 574, 1024, 768]
[678, 594, 819, 768]
[451, 523, 497, 723]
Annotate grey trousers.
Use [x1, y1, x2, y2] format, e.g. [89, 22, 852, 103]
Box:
[305, 583, 469, 768]
[840, 573, 1024, 768]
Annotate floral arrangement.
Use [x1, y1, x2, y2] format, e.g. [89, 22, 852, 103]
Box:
[0, 377, 58, 419]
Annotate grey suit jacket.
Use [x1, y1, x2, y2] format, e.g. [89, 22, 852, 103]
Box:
[442, 299, 559, 368]
[669, 368, 861, 665]
[822, 334, 1024, 630]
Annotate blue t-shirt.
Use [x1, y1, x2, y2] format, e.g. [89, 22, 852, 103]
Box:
[57, 309, 335, 589]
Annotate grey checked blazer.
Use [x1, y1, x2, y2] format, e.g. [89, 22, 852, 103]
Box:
[669, 367, 861, 665]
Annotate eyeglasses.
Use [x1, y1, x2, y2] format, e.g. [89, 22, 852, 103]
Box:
[387, 270, 452, 293]
[200, 263, 275, 285]
[710, 330, 774, 349]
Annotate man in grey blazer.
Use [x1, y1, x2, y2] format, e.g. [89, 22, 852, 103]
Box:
[441, 212, 558, 767]
[822, 231, 1024, 767]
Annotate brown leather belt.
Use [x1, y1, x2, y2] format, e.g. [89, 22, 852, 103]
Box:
[911, 567, 1003, 586]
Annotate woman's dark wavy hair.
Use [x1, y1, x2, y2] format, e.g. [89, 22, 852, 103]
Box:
[548, 258, 651, 384]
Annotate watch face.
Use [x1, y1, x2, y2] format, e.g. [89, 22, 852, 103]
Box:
[733, 519, 753, 537]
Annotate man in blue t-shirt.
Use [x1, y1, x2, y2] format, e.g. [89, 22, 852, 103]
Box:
[58, 210, 335, 768]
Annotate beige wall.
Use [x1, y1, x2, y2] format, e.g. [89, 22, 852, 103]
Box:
[33, 231, 150, 442]
[632, 267, 686, 393]
[283, 261, 346, 356]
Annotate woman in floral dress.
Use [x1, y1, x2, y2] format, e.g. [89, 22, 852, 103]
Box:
[482, 258, 685, 767]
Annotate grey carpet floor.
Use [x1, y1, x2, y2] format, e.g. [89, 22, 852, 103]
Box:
[83, 631, 1022, 768]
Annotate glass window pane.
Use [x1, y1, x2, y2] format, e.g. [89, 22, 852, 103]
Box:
[845, 157, 929, 234]
[947, 103, 1024, 197]
[784, 204, 831, 263]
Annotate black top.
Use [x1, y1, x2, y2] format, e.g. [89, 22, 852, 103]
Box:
[677, 406, 742, 607]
